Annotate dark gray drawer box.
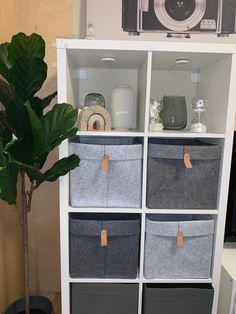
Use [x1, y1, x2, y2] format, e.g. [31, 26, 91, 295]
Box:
[143, 283, 214, 314]
[147, 139, 221, 209]
[144, 214, 214, 279]
[69, 213, 140, 278]
[70, 136, 142, 208]
[71, 283, 139, 314]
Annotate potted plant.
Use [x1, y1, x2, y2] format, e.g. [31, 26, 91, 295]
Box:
[0, 32, 80, 313]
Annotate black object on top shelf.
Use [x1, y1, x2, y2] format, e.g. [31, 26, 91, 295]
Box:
[225, 131, 236, 242]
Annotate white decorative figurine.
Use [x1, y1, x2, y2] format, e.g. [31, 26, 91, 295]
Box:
[191, 97, 208, 133]
[149, 97, 163, 131]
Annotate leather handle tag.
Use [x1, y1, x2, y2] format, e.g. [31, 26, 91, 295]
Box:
[101, 228, 107, 247]
[102, 155, 109, 173]
[176, 231, 184, 249]
[184, 152, 192, 169]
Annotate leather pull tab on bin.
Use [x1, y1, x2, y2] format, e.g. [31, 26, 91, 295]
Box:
[102, 155, 109, 173]
[176, 231, 184, 249]
[184, 152, 192, 169]
[101, 228, 107, 246]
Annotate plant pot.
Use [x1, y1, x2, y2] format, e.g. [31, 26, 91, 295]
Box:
[5, 296, 53, 314]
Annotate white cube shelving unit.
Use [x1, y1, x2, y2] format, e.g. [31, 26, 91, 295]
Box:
[56, 38, 236, 314]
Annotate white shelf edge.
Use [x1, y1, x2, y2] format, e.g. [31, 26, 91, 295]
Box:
[76, 130, 144, 137]
[147, 131, 225, 138]
[145, 209, 219, 215]
[68, 206, 142, 213]
[69, 277, 140, 283]
[74, 130, 225, 138]
[142, 278, 212, 283]
[68, 277, 212, 284]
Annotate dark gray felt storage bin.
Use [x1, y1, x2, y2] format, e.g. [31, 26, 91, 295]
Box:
[147, 139, 221, 209]
[69, 213, 140, 278]
[71, 283, 138, 314]
[144, 214, 214, 279]
[143, 283, 214, 314]
[70, 136, 142, 208]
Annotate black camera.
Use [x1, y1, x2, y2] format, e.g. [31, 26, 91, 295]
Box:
[122, 0, 236, 37]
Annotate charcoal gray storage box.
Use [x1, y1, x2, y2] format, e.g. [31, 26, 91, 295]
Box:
[143, 283, 214, 314]
[69, 213, 140, 278]
[71, 283, 138, 314]
[70, 136, 142, 208]
[144, 214, 214, 279]
[147, 139, 221, 209]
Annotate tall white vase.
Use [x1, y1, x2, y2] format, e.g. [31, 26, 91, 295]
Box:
[111, 85, 135, 130]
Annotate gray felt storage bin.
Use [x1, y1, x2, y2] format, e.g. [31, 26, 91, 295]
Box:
[144, 214, 214, 279]
[70, 136, 142, 208]
[69, 213, 140, 278]
[143, 283, 214, 314]
[147, 139, 221, 209]
[71, 283, 138, 314]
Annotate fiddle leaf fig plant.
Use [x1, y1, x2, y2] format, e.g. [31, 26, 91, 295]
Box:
[0, 32, 80, 314]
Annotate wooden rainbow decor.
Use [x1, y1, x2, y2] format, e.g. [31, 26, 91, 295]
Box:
[78, 105, 112, 131]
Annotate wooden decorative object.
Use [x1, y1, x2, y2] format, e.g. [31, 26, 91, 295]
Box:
[78, 105, 112, 131]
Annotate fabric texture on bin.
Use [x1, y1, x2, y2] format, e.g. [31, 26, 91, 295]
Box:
[143, 283, 214, 314]
[69, 213, 140, 278]
[71, 283, 139, 314]
[146, 139, 221, 209]
[70, 137, 142, 208]
[144, 214, 214, 279]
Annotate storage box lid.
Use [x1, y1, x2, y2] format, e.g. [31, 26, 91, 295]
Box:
[146, 214, 214, 237]
[144, 283, 214, 302]
[70, 213, 140, 236]
[72, 283, 138, 297]
[148, 141, 221, 160]
[70, 143, 142, 161]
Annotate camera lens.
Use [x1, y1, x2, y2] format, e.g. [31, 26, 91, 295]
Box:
[154, 0, 206, 32]
[165, 0, 196, 21]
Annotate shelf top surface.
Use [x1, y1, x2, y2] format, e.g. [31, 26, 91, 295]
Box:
[56, 38, 236, 54]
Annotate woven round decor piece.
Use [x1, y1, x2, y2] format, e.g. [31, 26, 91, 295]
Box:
[78, 105, 112, 131]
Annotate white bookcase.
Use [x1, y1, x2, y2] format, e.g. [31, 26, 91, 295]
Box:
[56, 38, 236, 314]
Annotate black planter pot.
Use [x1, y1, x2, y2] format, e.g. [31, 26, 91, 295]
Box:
[5, 296, 53, 314]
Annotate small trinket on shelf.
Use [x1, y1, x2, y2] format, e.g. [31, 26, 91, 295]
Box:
[191, 97, 208, 133]
[78, 105, 112, 131]
[149, 97, 163, 131]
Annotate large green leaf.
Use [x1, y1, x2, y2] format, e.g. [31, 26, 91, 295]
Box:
[5, 98, 31, 138]
[0, 141, 7, 166]
[43, 103, 78, 151]
[30, 97, 44, 117]
[26, 102, 45, 157]
[8, 33, 45, 63]
[9, 57, 47, 100]
[0, 162, 19, 204]
[0, 122, 12, 147]
[0, 78, 15, 108]
[35, 154, 80, 188]
[41, 91, 57, 109]
[29, 92, 58, 118]
[0, 43, 11, 79]
[5, 138, 33, 166]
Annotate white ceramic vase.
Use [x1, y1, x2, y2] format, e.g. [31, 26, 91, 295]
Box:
[111, 85, 135, 130]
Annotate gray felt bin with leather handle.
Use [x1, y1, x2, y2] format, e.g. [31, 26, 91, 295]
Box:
[70, 137, 142, 208]
[69, 213, 140, 278]
[144, 214, 214, 279]
[143, 283, 214, 314]
[146, 139, 221, 209]
[71, 283, 139, 314]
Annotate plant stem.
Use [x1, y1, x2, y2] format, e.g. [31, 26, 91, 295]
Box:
[21, 171, 33, 314]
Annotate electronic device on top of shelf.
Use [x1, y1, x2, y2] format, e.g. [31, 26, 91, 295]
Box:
[225, 131, 236, 242]
[122, 0, 236, 37]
